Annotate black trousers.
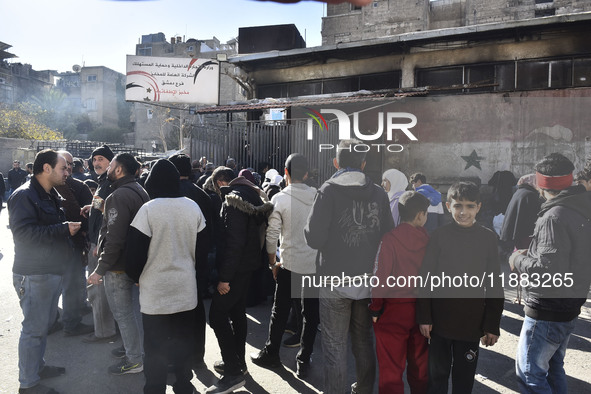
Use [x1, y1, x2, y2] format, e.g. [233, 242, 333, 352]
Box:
[143, 310, 195, 394]
[427, 332, 480, 394]
[193, 292, 206, 363]
[209, 272, 252, 376]
[265, 268, 319, 363]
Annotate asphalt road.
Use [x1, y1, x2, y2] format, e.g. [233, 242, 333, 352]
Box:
[0, 204, 590, 393]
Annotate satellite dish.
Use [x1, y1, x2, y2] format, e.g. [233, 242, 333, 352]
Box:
[72, 64, 81, 72]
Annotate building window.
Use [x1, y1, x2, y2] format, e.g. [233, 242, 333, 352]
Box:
[256, 71, 401, 98]
[574, 58, 591, 86]
[86, 98, 96, 110]
[138, 47, 152, 56]
[87, 75, 97, 82]
[534, 0, 553, 3]
[351, 4, 362, 11]
[535, 8, 555, 17]
[416, 63, 515, 93]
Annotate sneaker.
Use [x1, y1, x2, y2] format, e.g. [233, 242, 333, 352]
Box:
[205, 374, 245, 394]
[250, 349, 281, 369]
[111, 345, 126, 359]
[81, 333, 118, 344]
[351, 382, 358, 394]
[18, 384, 59, 394]
[38, 365, 66, 380]
[108, 359, 143, 375]
[213, 360, 247, 376]
[64, 322, 94, 337]
[47, 320, 63, 336]
[282, 333, 301, 348]
[296, 360, 310, 379]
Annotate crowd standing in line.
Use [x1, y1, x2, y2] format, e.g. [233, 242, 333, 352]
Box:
[5, 143, 591, 394]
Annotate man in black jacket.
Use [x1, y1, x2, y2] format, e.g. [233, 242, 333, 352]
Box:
[206, 167, 273, 394]
[9, 149, 81, 394]
[510, 153, 591, 393]
[55, 150, 94, 337]
[88, 153, 149, 375]
[8, 160, 28, 194]
[81, 145, 117, 343]
[0, 170, 5, 212]
[304, 139, 394, 394]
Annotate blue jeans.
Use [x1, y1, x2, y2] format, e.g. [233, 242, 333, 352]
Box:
[516, 315, 577, 394]
[319, 287, 376, 394]
[61, 253, 87, 331]
[104, 271, 143, 364]
[13, 273, 62, 389]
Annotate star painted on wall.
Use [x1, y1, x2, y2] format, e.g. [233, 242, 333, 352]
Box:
[146, 87, 152, 93]
[461, 150, 485, 170]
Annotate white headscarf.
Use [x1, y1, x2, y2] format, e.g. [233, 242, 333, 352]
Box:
[382, 169, 408, 201]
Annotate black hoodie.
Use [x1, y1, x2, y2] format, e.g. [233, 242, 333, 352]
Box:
[514, 185, 591, 321]
[305, 170, 394, 277]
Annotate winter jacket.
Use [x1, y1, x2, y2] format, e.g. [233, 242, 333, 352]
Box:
[8, 177, 71, 275]
[416, 221, 504, 342]
[305, 170, 394, 278]
[514, 185, 591, 322]
[8, 168, 27, 190]
[266, 183, 317, 275]
[96, 175, 149, 275]
[370, 223, 429, 315]
[88, 172, 111, 244]
[217, 177, 274, 282]
[0, 172, 5, 197]
[500, 184, 541, 248]
[55, 176, 93, 251]
[180, 179, 213, 255]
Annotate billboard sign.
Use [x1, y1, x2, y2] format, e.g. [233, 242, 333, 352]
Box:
[125, 55, 219, 105]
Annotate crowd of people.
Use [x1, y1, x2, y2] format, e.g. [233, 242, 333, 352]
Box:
[4, 140, 591, 394]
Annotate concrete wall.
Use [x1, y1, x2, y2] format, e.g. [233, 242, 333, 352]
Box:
[322, 0, 591, 44]
[0, 138, 63, 175]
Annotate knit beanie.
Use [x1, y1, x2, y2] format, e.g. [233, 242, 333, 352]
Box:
[90, 145, 114, 162]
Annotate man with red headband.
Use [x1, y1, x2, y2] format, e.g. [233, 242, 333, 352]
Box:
[509, 153, 591, 393]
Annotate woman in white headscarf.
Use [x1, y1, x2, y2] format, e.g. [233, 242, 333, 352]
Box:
[381, 169, 409, 227]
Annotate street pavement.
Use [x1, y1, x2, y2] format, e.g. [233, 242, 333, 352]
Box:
[0, 204, 590, 393]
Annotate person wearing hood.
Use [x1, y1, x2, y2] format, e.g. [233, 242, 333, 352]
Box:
[510, 153, 591, 393]
[262, 168, 279, 190]
[382, 168, 409, 227]
[124, 159, 205, 394]
[207, 167, 274, 394]
[169, 153, 213, 369]
[410, 173, 444, 233]
[250, 154, 319, 379]
[500, 174, 542, 250]
[305, 139, 394, 394]
[263, 174, 283, 200]
[370, 191, 430, 394]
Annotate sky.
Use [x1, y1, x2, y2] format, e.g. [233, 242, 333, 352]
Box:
[2, 0, 325, 75]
